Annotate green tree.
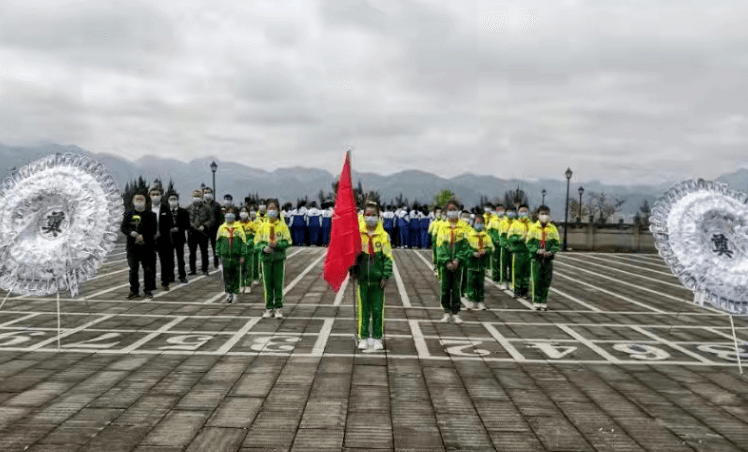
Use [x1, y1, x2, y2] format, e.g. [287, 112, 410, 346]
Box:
[434, 189, 455, 208]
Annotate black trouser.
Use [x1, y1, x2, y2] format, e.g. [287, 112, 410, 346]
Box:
[156, 237, 174, 286]
[188, 232, 209, 273]
[208, 228, 219, 267]
[127, 245, 156, 294]
[172, 238, 186, 280]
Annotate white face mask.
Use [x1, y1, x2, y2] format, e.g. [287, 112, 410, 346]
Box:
[365, 216, 378, 227]
[519, 211, 529, 218]
[484, 208, 493, 214]
[497, 210, 505, 217]
[259, 205, 266, 212]
[150, 196, 161, 206]
[169, 200, 179, 209]
[446, 211, 458, 220]
[193, 197, 203, 204]
[203, 193, 214, 201]
[473, 223, 484, 231]
[240, 212, 249, 220]
[435, 211, 442, 218]
[133, 201, 146, 211]
[539, 214, 550, 223]
[250, 211, 256, 219]
[267, 210, 278, 219]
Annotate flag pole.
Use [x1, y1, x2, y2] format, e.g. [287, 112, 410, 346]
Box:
[348, 150, 359, 347]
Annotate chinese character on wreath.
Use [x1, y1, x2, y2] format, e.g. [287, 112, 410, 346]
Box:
[711, 233, 733, 258]
[42, 211, 65, 237]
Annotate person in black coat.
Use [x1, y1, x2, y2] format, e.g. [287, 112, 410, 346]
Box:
[149, 187, 175, 291]
[203, 187, 223, 269]
[121, 190, 158, 299]
[167, 191, 191, 284]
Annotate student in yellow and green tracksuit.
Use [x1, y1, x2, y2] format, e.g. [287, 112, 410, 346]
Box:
[249, 207, 262, 286]
[429, 206, 445, 277]
[499, 206, 516, 290]
[254, 199, 292, 319]
[486, 204, 504, 283]
[507, 204, 532, 300]
[216, 206, 248, 304]
[459, 210, 473, 299]
[349, 202, 393, 351]
[238, 206, 258, 294]
[464, 213, 494, 311]
[435, 199, 472, 324]
[526, 205, 561, 311]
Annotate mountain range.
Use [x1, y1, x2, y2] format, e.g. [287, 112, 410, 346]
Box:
[2, 142, 745, 221]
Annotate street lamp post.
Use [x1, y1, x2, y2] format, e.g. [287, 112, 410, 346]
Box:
[210, 161, 218, 194]
[578, 186, 584, 223]
[541, 189, 546, 205]
[563, 168, 572, 251]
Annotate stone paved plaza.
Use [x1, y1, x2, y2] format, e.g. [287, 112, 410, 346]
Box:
[0, 246, 746, 451]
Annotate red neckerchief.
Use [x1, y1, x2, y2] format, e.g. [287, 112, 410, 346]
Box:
[478, 233, 484, 251]
[270, 223, 276, 244]
[540, 224, 546, 249]
[368, 231, 375, 259]
[227, 226, 235, 252]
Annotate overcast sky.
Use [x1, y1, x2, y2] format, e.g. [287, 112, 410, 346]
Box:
[0, 0, 746, 185]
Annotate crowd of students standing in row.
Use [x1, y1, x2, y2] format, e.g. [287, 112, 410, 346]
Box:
[121, 186, 560, 350]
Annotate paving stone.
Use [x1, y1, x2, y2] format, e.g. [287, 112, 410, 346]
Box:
[393, 426, 444, 450]
[435, 413, 494, 450]
[344, 411, 393, 449]
[149, 372, 203, 395]
[290, 428, 344, 451]
[112, 395, 179, 427]
[231, 373, 277, 397]
[299, 398, 347, 429]
[141, 410, 211, 447]
[349, 385, 389, 412]
[487, 430, 545, 451]
[0, 406, 32, 430]
[526, 416, 594, 451]
[185, 427, 247, 452]
[80, 425, 152, 450]
[175, 387, 229, 410]
[352, 365, 388, 386]
[243, 410, 299, 448]
[206, 397, 264, 428]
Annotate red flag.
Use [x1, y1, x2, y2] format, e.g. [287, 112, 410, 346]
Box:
[324, 151, 361, 292]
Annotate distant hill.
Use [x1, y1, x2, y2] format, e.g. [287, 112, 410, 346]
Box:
[2, 142, 733, 221]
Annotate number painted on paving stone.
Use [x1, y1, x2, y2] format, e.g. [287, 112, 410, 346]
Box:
[525, 342, 577, 359]
[65, 332, 122, 349]
[613, 343, 670, 360]
[439, 339, 491, 356]
[159, 335, 213, 351]
[0, 330, 46, 346]
[695, 344, 748, 361]
[249, 336, 301, 353]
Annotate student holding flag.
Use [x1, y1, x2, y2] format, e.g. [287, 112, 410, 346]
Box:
[349, 201, 393, 350]
[255, 199, 292, 319]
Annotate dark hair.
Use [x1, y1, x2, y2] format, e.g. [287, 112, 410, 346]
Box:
[266, 199, 280, 209]
[239, 205, 249, 213]
[483, 202, 494, 209]
[364, 200, 380, 214]
[226, 206, 239, 215]
[444, 198, 460, 210]
[506, 205, 516, 212]
[518, 204, 529, 210]
[495, 203, 504, 209]
[537, 205, 550, 213]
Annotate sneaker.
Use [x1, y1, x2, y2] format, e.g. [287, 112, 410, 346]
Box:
[532, 303, 540, 310]
[440, 313, 451, 323]
[145, 291, 153, 299]
[540, 304, 548, 311]
[226, 294, 233, 303]
[161, 284, 170, 292]
[463, 300, 475, 310]
[252, 281, 259, 287]
[274, 308, 283, 319]
[373, 339, 384, 350]
[262, 309, 274, 318]
[245, 286, 251, 294]
[367, 337, 374, 348]
[477, 302, 487, 310]
[358, 339, 368, 350]
[452, 314, 463, 324]
[179, 277, 188, 284]
[127, 291, 140, 299]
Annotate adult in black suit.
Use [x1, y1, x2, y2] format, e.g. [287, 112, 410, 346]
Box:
[121, 190, 158, 299]
[149, 187, 175, 291]
[167, 191, 191, 284]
